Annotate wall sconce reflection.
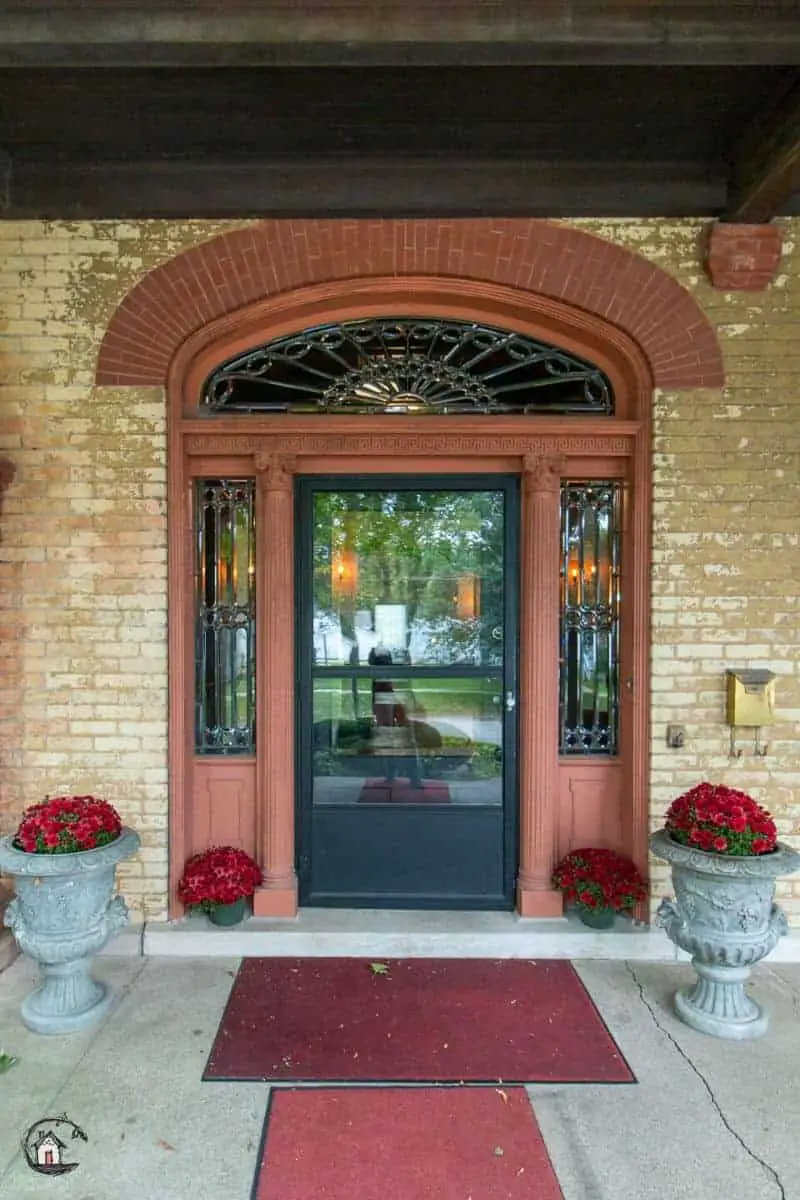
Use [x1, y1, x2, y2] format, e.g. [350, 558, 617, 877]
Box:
[332, 547, 359, 600]
[455, 574, 480, 620]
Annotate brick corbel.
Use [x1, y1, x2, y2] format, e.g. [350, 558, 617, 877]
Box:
[705, 222, 783, 291]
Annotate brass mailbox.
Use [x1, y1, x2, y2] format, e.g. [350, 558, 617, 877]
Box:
[726, 669, 776, 728]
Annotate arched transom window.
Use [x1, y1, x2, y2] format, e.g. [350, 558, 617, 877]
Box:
[202, 317, 614, 415]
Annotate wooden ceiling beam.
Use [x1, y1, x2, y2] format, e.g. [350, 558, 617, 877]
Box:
[0, 156, 725, 220]
[724, 82, 800, 223]
[0, 4, 799, 67]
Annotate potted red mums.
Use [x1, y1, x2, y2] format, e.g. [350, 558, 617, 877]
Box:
[0, 795, 140, 1033]
[178, 846, 263, 926]
[662, 781, 777, 856]
[13, 794, 123, 854]
[651, 782, 800, 1040]
[551, 847, 647, 928]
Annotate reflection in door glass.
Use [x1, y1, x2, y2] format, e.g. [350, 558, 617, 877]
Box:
[312, 676, 502, 807]
[312, 490, 505, 669]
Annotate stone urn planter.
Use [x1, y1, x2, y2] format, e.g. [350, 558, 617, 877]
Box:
[0, 797, 139, 1034]
[651, 829, 800, 1040]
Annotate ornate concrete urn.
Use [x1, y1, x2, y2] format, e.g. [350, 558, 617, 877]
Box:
[0, 828, 140, 1034]
[650, 829, 799, 1040]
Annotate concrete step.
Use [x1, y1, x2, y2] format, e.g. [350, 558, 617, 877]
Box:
[105, 908, 691, 961]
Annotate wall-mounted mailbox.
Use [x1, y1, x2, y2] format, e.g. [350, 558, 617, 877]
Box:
[726, 669, 776, 728]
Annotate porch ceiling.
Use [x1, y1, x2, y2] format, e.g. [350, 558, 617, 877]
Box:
[0, 2, 798, 220]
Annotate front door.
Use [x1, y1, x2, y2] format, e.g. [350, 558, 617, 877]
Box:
[296, 475, 518, 909]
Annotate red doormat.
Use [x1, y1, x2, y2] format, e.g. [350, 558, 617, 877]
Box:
[358, 778, 451, 803]
[254, 1087, 563, 1199]
[204, 958, 633, 1084]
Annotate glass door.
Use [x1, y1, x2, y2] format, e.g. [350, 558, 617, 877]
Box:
[296, 476, 518, 909]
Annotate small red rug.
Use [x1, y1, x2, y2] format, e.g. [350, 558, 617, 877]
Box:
[358, 778, 451, 803]
[204, 958, 633, 1083]
[254, 1087, 563, 1199]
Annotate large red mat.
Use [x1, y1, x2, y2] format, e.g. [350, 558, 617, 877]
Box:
[205, 958, 633, 1083]
[254, 1087, 563, 1199]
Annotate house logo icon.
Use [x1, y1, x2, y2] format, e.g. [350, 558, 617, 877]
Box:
[23, 1114, 87, 1176]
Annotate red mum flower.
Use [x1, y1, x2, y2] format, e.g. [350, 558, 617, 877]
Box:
[665, 783, 777, 857]
[12, 795, 123, 855]
[178, 846, 263, 913]
[552, 848, 646, 913]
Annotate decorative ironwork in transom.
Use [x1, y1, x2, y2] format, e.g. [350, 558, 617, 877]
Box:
[202, 318, 614, 415]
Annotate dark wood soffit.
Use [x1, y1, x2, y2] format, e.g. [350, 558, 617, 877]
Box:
[725, 81, 800, 223]
[0, 159, 729, 221]
[1, 3, 800, 66]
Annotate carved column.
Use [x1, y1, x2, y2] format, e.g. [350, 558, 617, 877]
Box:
[252, 454, 298, 917]
[517, 454, 565, 918]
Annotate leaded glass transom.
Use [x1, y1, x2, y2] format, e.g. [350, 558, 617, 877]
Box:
[195, 479, 256, 754]
[202, 317, 613, 415]
[559, 481, 621, 755]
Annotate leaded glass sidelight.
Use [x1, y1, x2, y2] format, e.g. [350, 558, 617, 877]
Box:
[559, 482, 621, 755]
[195, 479, 256, 754]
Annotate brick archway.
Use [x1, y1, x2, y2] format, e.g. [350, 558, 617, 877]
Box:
[95, 219, 724, 390]
[114, 217, 719, 922]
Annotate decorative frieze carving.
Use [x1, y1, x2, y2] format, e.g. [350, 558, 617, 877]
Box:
[185, 433, 633, 458]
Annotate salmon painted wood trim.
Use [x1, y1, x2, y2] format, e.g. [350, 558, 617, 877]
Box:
[95, 219, 725, 391]
[165, 277, 653, 920]
[253, 454, 298, 916]
[517, 454, 565, 917]
[172, 438, 649, 921]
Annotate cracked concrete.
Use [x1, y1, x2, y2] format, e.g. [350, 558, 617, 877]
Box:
[624, 963, 785, 1200]
[1, 954, 799, 1199]
[533, 961, 800, 1200]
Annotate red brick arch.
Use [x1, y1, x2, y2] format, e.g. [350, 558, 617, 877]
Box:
[95, 219, 724, 390]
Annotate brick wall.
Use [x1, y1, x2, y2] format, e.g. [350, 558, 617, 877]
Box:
[0, 217, 798, 923]
[0, 220, 233, 920]
[575, 219, 800, 922]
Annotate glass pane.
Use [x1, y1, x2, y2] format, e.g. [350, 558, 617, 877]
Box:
[312, 676, 503, 807]
[195, 479, 256, 754]
[559, 481, 620, 755]
[312, 490, 505, 668]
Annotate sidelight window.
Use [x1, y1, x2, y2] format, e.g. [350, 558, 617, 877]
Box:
[559, 482, 621, 755]
[194, 479, 256, 754]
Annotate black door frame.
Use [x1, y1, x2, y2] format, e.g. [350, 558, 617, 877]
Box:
[295, 473, 520, 909]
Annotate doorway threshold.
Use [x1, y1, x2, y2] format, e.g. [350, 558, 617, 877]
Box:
[116, 908, 690, 962]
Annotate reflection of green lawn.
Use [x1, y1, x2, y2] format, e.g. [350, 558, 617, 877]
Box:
[313, 677, 498, 722]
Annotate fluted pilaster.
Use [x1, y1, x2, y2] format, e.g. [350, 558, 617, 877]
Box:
[253, 455, 298, 916]
[517, 455, 565, 917]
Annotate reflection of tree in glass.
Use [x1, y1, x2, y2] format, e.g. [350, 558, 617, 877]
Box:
[313, 490, 504, 664]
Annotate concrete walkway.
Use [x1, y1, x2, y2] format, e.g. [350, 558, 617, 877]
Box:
[1, 952, 799, 1200]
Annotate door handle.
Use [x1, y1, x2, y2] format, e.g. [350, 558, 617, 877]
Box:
[505, 691, 516, 712]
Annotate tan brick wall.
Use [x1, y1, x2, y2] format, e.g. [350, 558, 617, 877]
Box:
[572, 219, 800, 921]
[1, 217, 798, 924]
[0, 220, 235, 921]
